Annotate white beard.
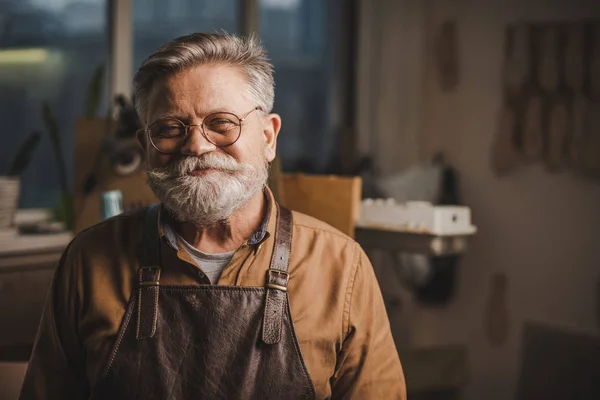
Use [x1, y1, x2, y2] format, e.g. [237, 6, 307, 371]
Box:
[146, 151, 269, 226]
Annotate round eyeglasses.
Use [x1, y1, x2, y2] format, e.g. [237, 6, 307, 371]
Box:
[142, 107, 261, 154]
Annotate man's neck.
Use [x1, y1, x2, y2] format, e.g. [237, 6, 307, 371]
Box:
[173, 191, 266, 254]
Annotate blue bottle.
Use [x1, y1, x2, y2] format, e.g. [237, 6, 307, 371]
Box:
[101, 190, 124, 219]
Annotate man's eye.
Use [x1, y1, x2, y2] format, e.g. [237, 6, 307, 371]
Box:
[212, 119, 235, 125]
[208, 120, 236, 130]
[156, 126, 182, 137]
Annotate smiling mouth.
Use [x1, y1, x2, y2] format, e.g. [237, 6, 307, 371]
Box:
[189, 168, 218, 176]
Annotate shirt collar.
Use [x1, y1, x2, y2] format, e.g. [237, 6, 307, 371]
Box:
[247, 191, 271, 245]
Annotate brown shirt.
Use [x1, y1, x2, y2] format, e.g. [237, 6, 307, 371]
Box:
[20, 192, 406, 400]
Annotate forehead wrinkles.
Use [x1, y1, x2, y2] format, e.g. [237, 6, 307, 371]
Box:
[147, 67, 256, 120]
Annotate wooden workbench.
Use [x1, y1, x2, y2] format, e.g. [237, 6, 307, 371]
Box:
[0, 231, 72, 362]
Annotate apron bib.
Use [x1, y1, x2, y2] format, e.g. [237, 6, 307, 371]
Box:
[91, 205, 316, 400]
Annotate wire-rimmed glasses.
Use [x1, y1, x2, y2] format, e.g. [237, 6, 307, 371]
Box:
[143, 107, 261, 154]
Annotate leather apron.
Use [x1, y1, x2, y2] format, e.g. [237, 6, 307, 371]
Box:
[91, 204, 316, 400]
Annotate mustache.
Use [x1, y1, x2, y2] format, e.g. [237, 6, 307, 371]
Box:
[148, 153, 246, 177]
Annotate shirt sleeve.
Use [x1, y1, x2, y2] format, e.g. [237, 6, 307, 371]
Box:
[19, 241, 90, 400]
[330, 244, 407, 399]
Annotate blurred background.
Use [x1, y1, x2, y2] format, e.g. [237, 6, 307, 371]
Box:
[1, 0, 600, 399]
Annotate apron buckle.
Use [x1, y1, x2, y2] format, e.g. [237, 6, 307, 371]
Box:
[138, 266, 161, 287]
[266, 268, 289, 292]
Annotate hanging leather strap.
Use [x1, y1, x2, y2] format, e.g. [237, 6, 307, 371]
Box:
[262, 205, 293, 345]
[137, 204, 162, 340]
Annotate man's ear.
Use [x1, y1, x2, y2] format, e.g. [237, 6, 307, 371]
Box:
[263, 113, 281, 162]
[136, 129, 147, 153]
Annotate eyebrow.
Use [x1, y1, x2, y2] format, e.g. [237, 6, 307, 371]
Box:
[152, 114, 190, 123]
[151, 109, 237, 124]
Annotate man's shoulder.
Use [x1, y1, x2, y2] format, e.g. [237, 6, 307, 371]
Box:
[69, 207, 148, 254]
[291, 210, 353, 241]
[290, 209, 360, 260]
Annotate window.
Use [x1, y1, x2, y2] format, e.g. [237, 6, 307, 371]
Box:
[133, 0, 240, 72]
[0, 0, 109, 207]
[259, 0, 347, 173]
[0, 0, 353, 208]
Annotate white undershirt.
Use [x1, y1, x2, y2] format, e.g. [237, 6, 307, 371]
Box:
[163, 223, 234, 284]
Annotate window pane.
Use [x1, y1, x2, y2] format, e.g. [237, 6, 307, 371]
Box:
[260, 0, 342, 173]
[0, 0, 109, 208]
[133, 0, 240, 71]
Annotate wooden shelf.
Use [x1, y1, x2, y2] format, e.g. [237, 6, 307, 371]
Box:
[0, 232, 72, 271]
[355, 226, 472, 256]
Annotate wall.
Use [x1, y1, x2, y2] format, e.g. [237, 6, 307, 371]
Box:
[361, 0, 600, 399]
[356, 0, 425, 174]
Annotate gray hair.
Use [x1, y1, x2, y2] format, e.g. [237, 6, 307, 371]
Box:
[133, 32, 275, 123]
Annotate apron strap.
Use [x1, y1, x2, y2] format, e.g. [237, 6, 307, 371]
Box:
[262, 204, 293, 345]
[137, 204, 162, 340]
[136, 203, 293, 343]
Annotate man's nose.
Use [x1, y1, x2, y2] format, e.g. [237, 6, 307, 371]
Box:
[180, 125, 217, 156]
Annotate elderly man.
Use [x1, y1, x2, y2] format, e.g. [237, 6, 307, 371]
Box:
[20, 33, 405, 399]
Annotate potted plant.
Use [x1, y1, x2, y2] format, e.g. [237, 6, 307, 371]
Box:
[0, 132, 41, 229]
